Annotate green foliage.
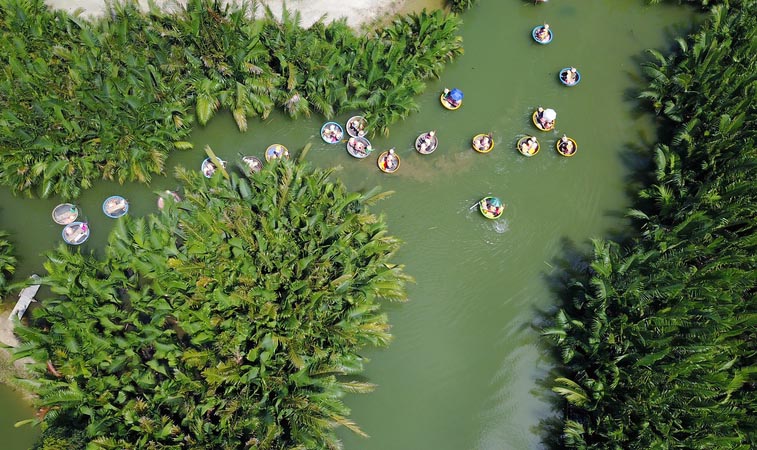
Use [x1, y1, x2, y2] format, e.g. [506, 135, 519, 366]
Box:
[0, 0, 463, 198]
[546, 1, 757, 448]
[15, 160, 410, 448]
[0, 0, 192, 199]
[258, 7, 463, 136]
[0, 230, 17, 296]
[447, 0, 478, 13]
[33, 426, 87, 450]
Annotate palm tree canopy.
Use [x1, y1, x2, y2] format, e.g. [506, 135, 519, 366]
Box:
[15, 160, 410, 449]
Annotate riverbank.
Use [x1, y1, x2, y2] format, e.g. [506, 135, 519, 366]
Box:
[44, 0, 420, 29]
[0, 305, 31, 398]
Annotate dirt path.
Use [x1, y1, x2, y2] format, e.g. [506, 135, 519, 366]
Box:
[44, 0, 410, 29]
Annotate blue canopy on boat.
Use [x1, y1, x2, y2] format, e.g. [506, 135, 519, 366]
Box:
[487, 197, 502, 207]
[449, 88, 464, 102]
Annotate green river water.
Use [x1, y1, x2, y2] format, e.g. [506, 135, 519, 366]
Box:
[0, 1, 698, 448]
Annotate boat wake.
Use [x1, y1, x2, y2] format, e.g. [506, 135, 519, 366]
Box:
[491, 219, 509, 234]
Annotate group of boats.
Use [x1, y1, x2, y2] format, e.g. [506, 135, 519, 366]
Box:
[437, 18, 582, 220]
[201, 144, 287, 179]
[530, 23, 581, 87]
[319, 116, 448, 174]
[440, 91, 578, 160]
[53, 195, 130, 245]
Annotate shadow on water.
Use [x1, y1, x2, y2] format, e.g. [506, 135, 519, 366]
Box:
[524, 27, 692, 448]
[530, 237, 594, 450]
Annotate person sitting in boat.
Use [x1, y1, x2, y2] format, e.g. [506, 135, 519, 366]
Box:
[271, 145, 288, 159]
[484, 198, 503, 217]
[559, 135, 576, 155]
[245, 157, 262, 172]
[474, 133, 493, 151]
[537, 107, 557, 129]
[349, 119, 365, 136]
[380, 148, 398, 171]
[444, 88, 463, 108]
[536, 24, 550, 42]
[203, 161, 217, 177]
[562, 67, 579, 85]
[65, 223, 88, 242]
[520, 137, 538, 155]
[57, 206, 77, 223]
[323, 124, 341, 143]
[423, 131, 436, 145]
[158, 191, 181, 210]
[106, 197, 127, 213]
[349, 137, 369, 156]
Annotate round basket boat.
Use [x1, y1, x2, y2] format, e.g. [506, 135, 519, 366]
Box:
[102, 195, 129, 218]
[556, 136, 578, 157]
[440, 88, 463, 111]
[52, 203, 79, 225]
[532, 25, 553, 44]
[62, 221, 90, 245]
[346, 116, 368, 138]
[559, 67, 581, 86]
[157, 190, 182, 210]
[265, 144, 290, 162]
[346, 136, 373, 159]
[517, 136, 541, 157]
[320, 122, 344, 144]
[377, 149, 400, 173]
[415, 131, 439, 155]
[201, 157, 227, 178]
[479, 197, 505, 220]
[472, 133, 495, 154]
[242, 155, 264, 173]
[532, 110, 556, 132]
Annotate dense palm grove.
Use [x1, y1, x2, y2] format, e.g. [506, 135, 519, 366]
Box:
[0, 231, 16, 296]
[0, 0, 462, 199]
[14, 161, 409, 449]
[545, 1, 757, 448]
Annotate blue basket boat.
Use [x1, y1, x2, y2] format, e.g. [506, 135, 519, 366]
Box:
[532, 25, 553, 44]
[62, 221, 90, 245]
[320, 122, 344, 144]
[102, 195, 128, 218]
[559, 67, 581, 86]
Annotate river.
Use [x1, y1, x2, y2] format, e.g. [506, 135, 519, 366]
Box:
[0, 0, 698, 448]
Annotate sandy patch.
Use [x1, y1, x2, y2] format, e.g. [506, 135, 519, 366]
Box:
[0, 306, 33, 392]
[44, 0, 410, 29]
[0, 306, 20, 348]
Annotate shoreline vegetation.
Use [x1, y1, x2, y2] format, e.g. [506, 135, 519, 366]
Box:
[0, 231, 16, 296]
[544, 1, 757, 448]
[14, 160, 411, 448]
[0, 0, 462, 199]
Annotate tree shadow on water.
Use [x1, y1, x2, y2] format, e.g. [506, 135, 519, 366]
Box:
[527, 237, 594, 450]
